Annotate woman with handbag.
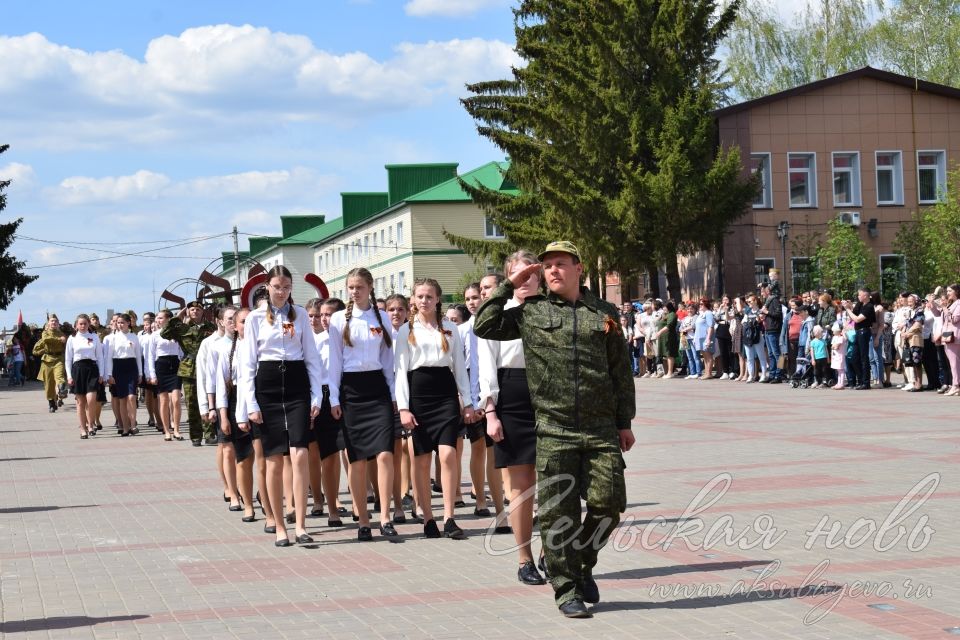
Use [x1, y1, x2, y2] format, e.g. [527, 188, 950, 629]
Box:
[932, 284, 960, 396]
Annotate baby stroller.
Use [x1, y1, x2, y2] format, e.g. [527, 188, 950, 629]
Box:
[791, 356, 814, 388]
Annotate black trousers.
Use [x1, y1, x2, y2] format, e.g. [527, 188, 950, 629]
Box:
[938, 344, 954, 387]
[922, 338, 940, 388]
[854, 329, 872, 386]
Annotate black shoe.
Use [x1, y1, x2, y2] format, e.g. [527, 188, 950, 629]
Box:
[296, 533, 314, 544]
[373, 500, 381, 513]
[443, 518, 466, 540]
[538, 554, 550, 579]
[130, 427, 139, 435]
[242, 514, 256, 523]
[393, 513, 407, 524]
[223, 492, 231, 502]
[192, 440, 202, 447]
[410, 510, 424, 524]
[309, 508, 323, 518]
[423, 519, 441, 538]
[431, 480, 442, 493]
[367, 495, 376, 503]
[327, 518, 343, 527]
[582, 571, 599, 604]
[285, 512, 296, 524]
[768, 378, 781, 384]
[473, 507, 491, 517]
[379, 522, 399, 538]
[401, 494, 414, 508]
[228, 504, 243, 512]
[559, 599, 592, 618]
[518, 561, 546, 585]
[454, 500, 466, 508]
[264, 524, 276, 534]
[494, 525, 513, 535]
[275, 538, 292, 547]
[205, 436, 217, 445]
[337, 506, 349, 516]
[358, 526, 373, 542]
[80, 433, 88, 440]
[120, 431, 129, 437]
[855, 384, 869, 390]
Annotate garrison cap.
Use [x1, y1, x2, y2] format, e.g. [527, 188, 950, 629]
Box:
[538, 240, 581, 262]
[186, 300, 203, 309]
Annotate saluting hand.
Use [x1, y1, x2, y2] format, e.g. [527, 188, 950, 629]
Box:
[509, 262, 542, 288]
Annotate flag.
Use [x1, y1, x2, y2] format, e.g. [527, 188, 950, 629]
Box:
[16, 309, 23, 327]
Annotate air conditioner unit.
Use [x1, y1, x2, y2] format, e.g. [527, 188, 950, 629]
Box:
[838, 211, 861, 226]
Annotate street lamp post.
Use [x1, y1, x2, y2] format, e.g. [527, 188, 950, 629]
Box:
[777, 220, 790, 295]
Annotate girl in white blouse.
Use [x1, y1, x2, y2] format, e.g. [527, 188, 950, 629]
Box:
[65, 314, 105, 439]
[146, 309, 185, 441]
[327, 268, 398, 541]
[479, 250, 545, 585]
[238, 265, 323, 547]
[395, 278, 475, 540]
[104, 313, 142, 436]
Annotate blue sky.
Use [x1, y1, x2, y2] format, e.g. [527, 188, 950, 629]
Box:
[1, 0, 805, 328]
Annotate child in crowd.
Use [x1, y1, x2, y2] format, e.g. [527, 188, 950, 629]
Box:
[808, 325, 830, 388]
[831, 324, 847, 390]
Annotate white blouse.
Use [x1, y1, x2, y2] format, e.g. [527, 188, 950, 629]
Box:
[238, 303, 324, 413]
[214, 337, 250, 424]
[326, 305, 395, 407]
[66, 332, 105, 378]
[394, 317, 471, 411]
[312, 330, 331, 386]
[478, 299, 526, 408]
[145, 332, 184, 380]
[457, 317, 481, 409]
[104, 332, 142, 378]
[196, 333, 227, 414]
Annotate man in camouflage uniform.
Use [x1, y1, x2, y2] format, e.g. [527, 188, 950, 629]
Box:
[33, 314, 67, 412]
[474, 241, 636, 618]
[161, 301, 216, 446]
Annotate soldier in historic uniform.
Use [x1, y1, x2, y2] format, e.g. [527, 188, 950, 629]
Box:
[161, 301, 217, 446]
[33, 314, 68, 413]
[474, 241, 636, 619]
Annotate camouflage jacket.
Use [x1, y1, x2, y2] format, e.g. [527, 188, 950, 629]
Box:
[32, 328, 66, 364]
[474, 282, 635, 431]
[160, 318, 215, 378]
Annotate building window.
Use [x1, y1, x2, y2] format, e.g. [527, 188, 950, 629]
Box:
[380, 229, 385, 249]
[390, 274, 395, 293]
[398, 270, 406, 293]
[917, 150, 946, 204]
[791, 257, 816, 296]
[396, 222, 404, 247]
[751, 152, 772, 208]
[879, 254, 907, 300]
[364, 235, 370, 256]
[484, 216, 505, 238]
[832, 152, 861, 207]
[788, 153, 817, 207]
[388, 225, 393, 245]
[318, 256, 324, 274]
[754, 258, 775, 288]
[875, 151, 903, 205]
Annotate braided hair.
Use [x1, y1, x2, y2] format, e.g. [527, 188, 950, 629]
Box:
[264, 265, 296, 326]
[228, 307, 250, 388]
[408, 278, 447, 352]
[342, 268, 392, 349]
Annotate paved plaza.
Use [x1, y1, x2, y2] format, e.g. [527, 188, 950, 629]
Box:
[1, 377, 958, 639]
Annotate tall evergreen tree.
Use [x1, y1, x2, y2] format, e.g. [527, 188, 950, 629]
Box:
[0, 145, 39, 311]
[449, 0, 756, 300]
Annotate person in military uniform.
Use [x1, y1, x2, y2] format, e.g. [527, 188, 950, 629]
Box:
[474, 241, 636, 619]
[33, 314, 68, 413]
[161, 301, 216, 446]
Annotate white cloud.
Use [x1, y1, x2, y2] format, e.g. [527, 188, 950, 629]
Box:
[0, 27, 520, 148]
[31, 246, 64, 266]
[53, 170, 171, 205]
[0, 162, 39, 194]
[404, 0, 511, 17]
[47, 166, 338, 206]
[229, 209, 277, 234]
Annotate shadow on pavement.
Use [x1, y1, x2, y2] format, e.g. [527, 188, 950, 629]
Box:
[596, 559, 773, 580]
[0, 504, 98, 514]
[0, 615, 150, 633]
[0, 457, 57, 462]
[595, 584, 841, 612]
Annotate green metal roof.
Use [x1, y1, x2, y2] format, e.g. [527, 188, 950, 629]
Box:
[342, 192, 390, 227]
[386, 163, 458, 205]
[405, 161, 518, 202]
[280, 214, 326, 238]
[247, 236, 282, 256]
[277, 218, 345, 246]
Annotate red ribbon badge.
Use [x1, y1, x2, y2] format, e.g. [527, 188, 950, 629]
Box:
[370, 327, 383, 336]
[282, 322, 295, 338]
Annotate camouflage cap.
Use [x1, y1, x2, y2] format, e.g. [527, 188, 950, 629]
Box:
[186, 300, 203, 309]
[538, 240, 581, 262]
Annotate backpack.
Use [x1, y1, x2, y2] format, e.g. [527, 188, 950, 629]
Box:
[742, 318, 761, 345]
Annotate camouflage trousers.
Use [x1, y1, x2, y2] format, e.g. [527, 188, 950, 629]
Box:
[536, 423, 627, 606]
[181, 379, 212, 442]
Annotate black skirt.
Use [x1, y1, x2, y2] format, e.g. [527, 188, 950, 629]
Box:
[155, 355, 182, 393]
[110, 358, 138, 398]
[315, 385, 346, 459]
[224, 387, 254, 463]
[409, 367, 462, 456]
[340, 370, 394, 463]
[493, 368, 537, 469]
[254, 360, 311, 457]
[71, 360, 100, 395]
